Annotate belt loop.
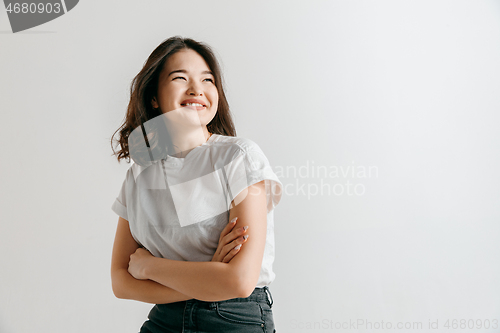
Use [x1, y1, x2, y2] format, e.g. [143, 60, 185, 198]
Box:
[264, 286, 273, 307]
[208, 301, 217, 310]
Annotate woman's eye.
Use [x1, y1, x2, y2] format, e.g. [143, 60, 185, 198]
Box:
[172, 76, 213, 83]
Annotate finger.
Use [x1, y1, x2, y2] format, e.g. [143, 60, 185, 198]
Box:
[219, 217, 238, 241]
[222, 244, 242, 263]
[221, 235, 249, 261]
[222, 225, 248, 245]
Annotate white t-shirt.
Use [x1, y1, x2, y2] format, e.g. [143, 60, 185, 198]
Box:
[111, 134, 283, 287]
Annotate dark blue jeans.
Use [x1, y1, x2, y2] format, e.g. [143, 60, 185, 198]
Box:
[139, 286, 276, 333]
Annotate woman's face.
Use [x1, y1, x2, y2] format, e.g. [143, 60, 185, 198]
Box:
[152, 48, 219, 128]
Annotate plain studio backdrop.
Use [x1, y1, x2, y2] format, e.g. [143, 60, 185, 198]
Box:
[1, 1, 499, 332]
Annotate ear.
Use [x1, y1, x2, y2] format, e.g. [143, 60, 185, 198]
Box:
[151, 97, 159, 109]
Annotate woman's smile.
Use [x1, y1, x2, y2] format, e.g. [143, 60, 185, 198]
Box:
[181, 98, 207, 111]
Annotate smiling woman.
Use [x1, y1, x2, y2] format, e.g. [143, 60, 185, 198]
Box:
[110, 36, 282, 333]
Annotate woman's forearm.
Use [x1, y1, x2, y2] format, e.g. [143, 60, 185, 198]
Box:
[114, 269, 193, 304]
[145, 258, 245, 302]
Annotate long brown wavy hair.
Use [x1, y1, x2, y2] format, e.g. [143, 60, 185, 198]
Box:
[110, 36, 236, 164]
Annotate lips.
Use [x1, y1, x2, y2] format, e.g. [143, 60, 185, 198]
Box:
[180, 99, 207, 111]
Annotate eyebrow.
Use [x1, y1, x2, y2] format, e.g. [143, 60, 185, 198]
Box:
[167, 69, 214, 77]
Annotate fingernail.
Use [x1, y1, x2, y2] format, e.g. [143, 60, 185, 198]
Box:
[235, 244, 242, 250]
[243, 235, 248, 240]
[243, 226, 249, 231]
[231, 217, 238, 223]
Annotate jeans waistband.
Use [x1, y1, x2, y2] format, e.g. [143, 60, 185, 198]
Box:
[218, 286, 273, 306]
[191, 286, 273, 308]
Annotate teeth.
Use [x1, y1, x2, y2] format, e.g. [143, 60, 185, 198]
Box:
[185, 103, 204, 107]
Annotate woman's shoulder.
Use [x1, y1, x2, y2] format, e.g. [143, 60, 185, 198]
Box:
[212, 134, 262, 153]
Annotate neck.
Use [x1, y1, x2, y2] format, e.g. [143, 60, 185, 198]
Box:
[167, 126, 212, 158]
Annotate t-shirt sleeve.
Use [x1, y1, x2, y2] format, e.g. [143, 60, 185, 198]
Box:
[224, 142, 283, 213]
[111, 170, 129, 221]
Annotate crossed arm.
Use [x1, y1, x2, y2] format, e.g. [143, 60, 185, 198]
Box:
[110, 180, 268, 303]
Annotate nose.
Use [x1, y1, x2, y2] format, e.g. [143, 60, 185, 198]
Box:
[187, 81, 203, 96]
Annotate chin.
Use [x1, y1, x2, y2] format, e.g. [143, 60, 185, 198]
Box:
[201, 112, 217, 124]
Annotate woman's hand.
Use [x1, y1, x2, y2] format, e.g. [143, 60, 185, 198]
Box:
[128, 247, 155, 280]
[211, 217, 249, 263]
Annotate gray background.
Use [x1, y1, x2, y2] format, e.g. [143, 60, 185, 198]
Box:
[1, 0, 499, 332]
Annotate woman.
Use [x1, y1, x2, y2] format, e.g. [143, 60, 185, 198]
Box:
[110, 36, 282, 333]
